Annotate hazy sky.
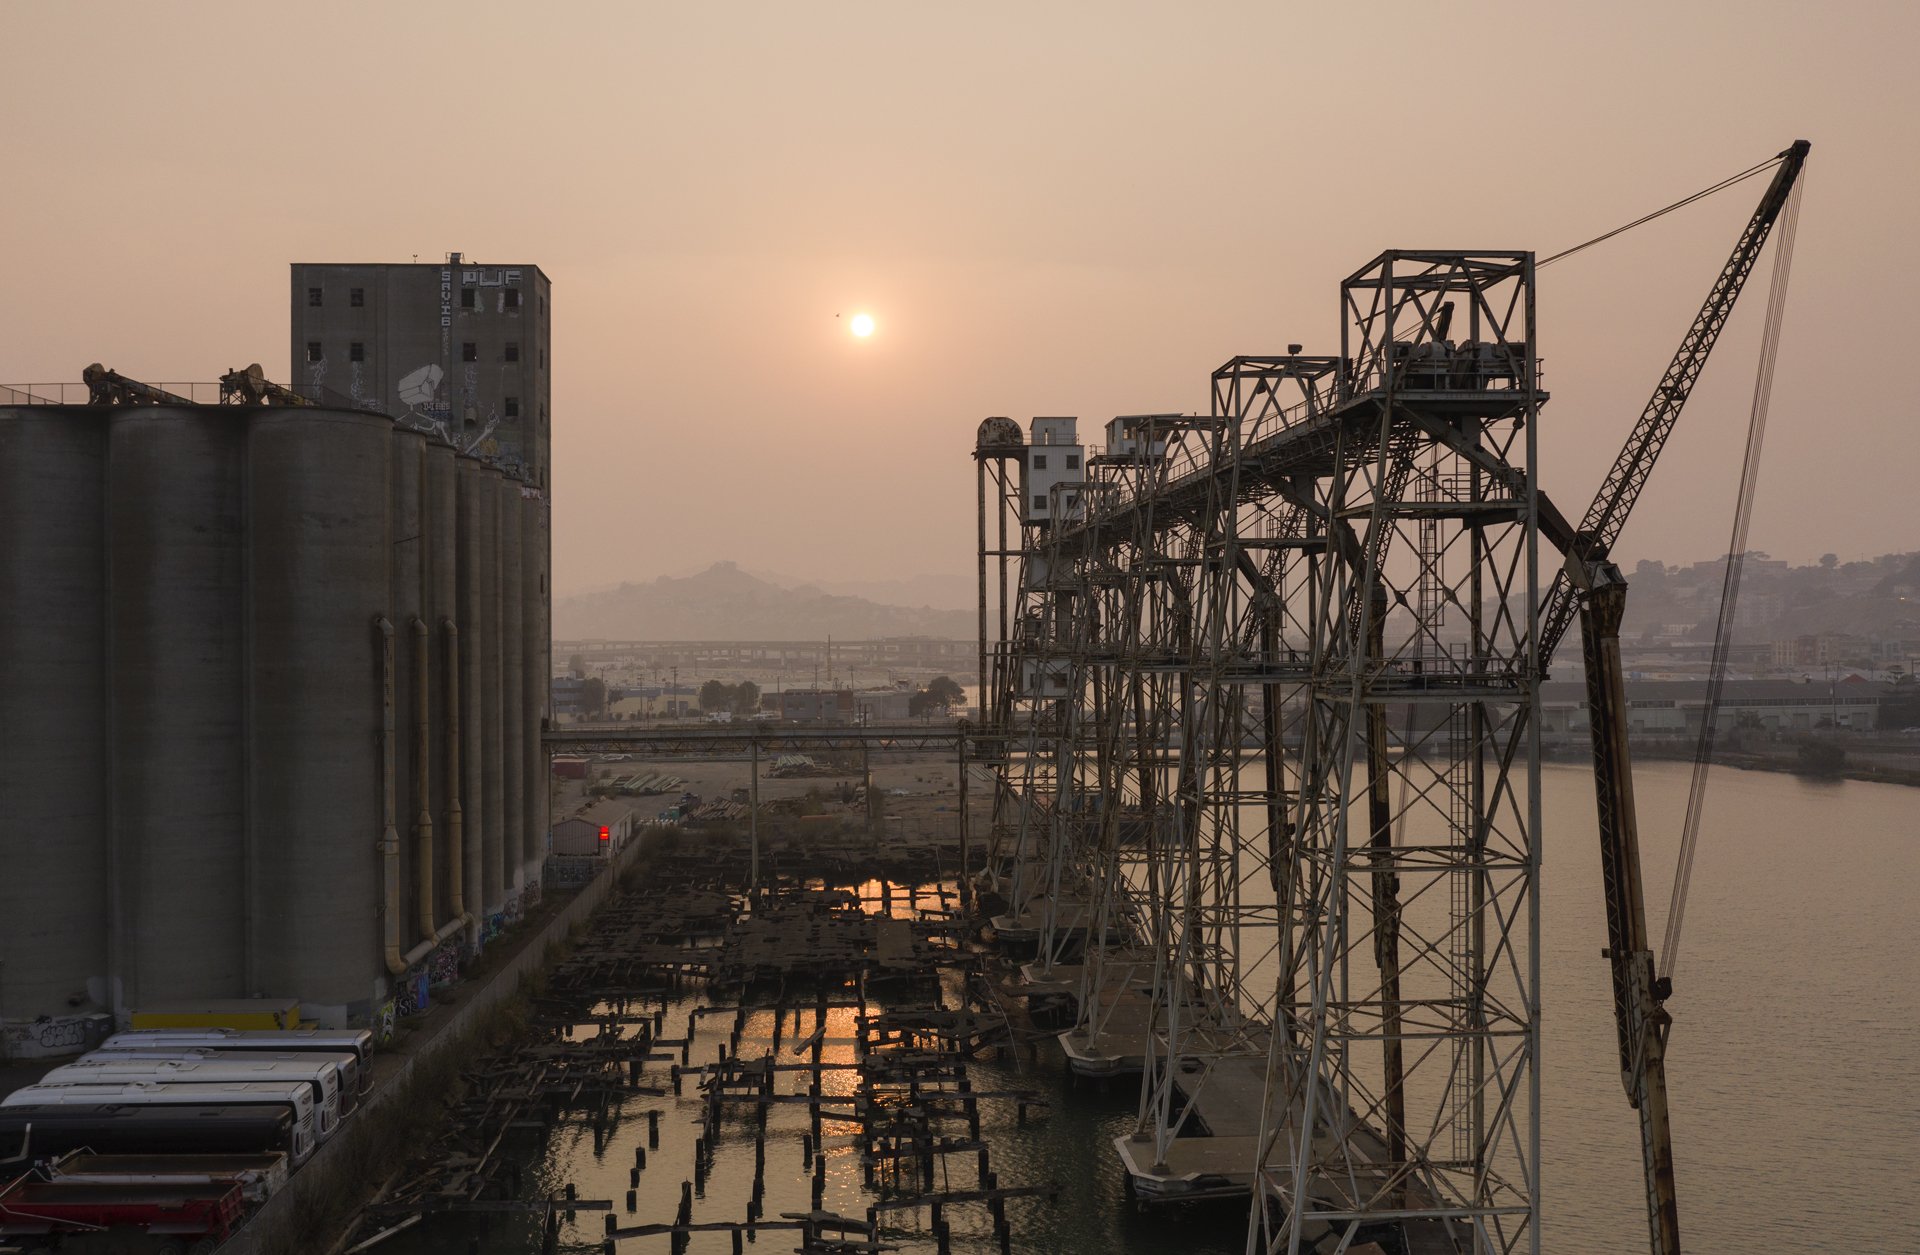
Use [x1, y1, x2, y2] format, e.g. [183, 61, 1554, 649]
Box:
[6, 1, 1916, 597]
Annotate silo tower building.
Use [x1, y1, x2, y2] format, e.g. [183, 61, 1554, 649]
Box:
[289, 256, 552, 489]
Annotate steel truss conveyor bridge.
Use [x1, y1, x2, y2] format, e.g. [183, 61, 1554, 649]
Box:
[978, 249, 1547, 1255]
[974, 139, 1807, 1255]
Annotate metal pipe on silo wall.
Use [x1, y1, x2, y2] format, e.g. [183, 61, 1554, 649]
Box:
[376, 617, 403, 976]
[443, 620, 466, 928]
[0, 409, 110, 1025]
[479, 470, 505, 923]
[411, 616, 433, 943]
[454, 458, 488, 946]
[499, 476, 525, 910]
[106, 409, 247, 1010]
[248, 409, 391, 1027]
[522, 487, 549, 896]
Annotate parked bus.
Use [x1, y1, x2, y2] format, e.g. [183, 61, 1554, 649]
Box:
[38, 1057, 343, 1139]
[0, 1104, 297, 1164]
[88, 1047, 361, 1116]
[99, 1028, 373, 1092]
[2, 1082, 317, 1167]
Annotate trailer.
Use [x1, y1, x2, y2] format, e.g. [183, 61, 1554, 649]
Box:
[49, 1151, 288, 1205]
[0, 1175, 243, 1249]
[128, 999, 300, 1031]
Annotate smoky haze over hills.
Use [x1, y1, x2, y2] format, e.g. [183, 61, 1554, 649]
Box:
[554, 562, 976, 641]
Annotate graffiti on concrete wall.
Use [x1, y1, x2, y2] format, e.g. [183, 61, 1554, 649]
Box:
[2, 1013, 111, 1060]
[428, 939, 461, 989]
[395, 363, 451, 442]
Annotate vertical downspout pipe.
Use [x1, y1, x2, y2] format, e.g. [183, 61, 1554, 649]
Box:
[444, 619, 466, 927]
[378, 618, 406, 976]
[412, 617, 434, 943]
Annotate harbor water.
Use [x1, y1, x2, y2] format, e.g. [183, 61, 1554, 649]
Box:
[386, 762, 1918, 1252]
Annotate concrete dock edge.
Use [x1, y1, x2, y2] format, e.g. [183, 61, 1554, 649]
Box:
[220, 836, 646, 1255]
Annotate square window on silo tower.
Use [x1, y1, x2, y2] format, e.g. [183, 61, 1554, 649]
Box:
[307, 287, 322, 306]
[349, 342, 365, 362]
[1032, 495, 1046, 511]
[505, 341, 520, 362]
[505, 289, 522, 309]
[505, 396, 520, 418]
[462, 342, 478, 362]
[349, 287, 364, 307]
[460, 289, 476, 309]
[1066, 453, 1080, 470]
[1033, 454, 1047, 471]
[306, 341, 323, 362]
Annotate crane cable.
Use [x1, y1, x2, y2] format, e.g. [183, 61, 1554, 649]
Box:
[1539, 155, 1784, 269]
[1659, 166, 1807, 982]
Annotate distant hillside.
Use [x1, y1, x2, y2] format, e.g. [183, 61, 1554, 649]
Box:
[1621, 550, 1920, 644]
[555, 562, 976, 641]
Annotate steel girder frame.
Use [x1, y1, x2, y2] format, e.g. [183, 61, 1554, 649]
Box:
[1127, 362, 1331, 1179]
[988, 463, 1125, 959]
[1250, 253, 1543, 1255]
[1062, 436, 1194, 1061]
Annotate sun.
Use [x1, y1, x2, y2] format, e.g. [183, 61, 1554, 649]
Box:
[849, 313, 875, 338]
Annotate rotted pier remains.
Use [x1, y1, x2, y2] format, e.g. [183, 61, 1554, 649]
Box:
[329, 800, 1068, 1255]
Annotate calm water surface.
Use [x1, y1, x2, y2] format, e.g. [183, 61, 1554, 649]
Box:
[390, 763, 1918, 1253]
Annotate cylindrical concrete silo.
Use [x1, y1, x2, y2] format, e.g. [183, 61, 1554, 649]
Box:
[424, 441, 458, 937]
[389, 430, 425, 958]
[248, 409, 392, 1026]
[498, 475, 525, 911]
[107, 408, 246, 1010]
[453, 456, 488, 946]
[0, 408, 110, 1023]
[521, 486, 549, 897]
[478, 467, 506, 924]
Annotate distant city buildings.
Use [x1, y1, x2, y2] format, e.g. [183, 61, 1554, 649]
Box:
[289, 255, 552, 487]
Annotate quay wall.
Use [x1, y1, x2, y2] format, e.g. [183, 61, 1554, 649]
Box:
[220, 834, 645, 1255]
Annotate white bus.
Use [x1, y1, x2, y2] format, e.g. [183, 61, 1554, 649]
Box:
[2, 1082, 318, 1167]
[40, 1056, 345, 1138]
[88, 1047, 361, 1116]
[98, 1028, 374, 1091]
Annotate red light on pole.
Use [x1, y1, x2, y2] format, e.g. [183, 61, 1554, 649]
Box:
[599, 826, 610, 843]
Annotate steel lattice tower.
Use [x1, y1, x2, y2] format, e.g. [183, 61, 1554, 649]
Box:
[977, 250, 1544, 1255]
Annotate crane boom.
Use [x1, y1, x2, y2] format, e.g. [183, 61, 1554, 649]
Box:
[1537, 139, 1810, 665]
[1581, 566, 1681, 1253]
[1546, 139, 1809, 1255]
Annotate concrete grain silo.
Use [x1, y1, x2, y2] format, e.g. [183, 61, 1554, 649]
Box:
[424, 440, 460, 938]
[1, 384, 552, 1036]
[389, 429, 425, 971]
[522, 487, 549, 895]
[499, 476, 525, 907]
[454, 456, 488, 945]
[0, 411, 111, 1026]
[247, 409, 392, 1026]
[478, 470, 506, 922]
[106, 409, 247, 1009]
